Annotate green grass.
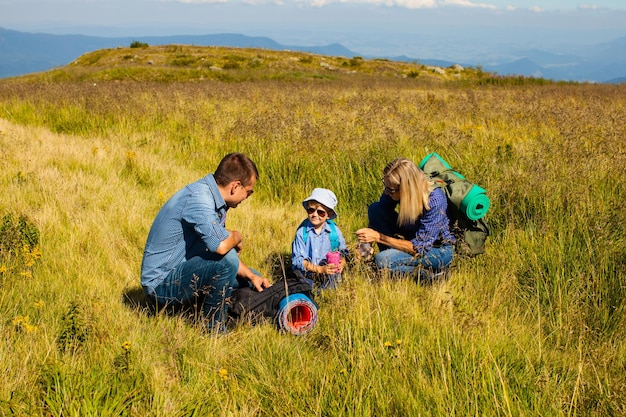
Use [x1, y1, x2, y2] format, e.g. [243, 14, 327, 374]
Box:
[0, 45, 625, 416]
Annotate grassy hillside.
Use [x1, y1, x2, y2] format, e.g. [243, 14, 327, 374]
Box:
[1, 45, 625, 416]
[9, 43, 561, 85]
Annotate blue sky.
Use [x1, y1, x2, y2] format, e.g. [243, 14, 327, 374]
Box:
[1, 0, 625, 61]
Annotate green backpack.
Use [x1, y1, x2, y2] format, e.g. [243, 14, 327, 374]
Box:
[419, 153, 490, 257]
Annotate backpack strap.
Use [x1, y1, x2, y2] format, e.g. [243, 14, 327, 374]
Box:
[327, 220, 340, 252]
[301, 219, 340, 252]
[299, 219, 309, 245]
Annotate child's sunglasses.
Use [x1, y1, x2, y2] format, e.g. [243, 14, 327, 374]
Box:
[306, 207, 327, 217]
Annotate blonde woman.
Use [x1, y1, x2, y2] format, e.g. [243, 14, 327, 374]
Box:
[355, 157, 455, 281]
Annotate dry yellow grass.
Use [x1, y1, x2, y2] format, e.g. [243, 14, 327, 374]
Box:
[1, 47, 625, 415]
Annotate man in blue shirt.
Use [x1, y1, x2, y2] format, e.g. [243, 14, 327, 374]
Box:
[141, 153, 270, 331]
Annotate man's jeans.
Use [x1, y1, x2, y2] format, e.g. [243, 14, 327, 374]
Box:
[147, 249, 242, 329]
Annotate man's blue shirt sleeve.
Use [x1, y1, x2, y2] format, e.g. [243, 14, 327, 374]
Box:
[182, 182, 229, 254]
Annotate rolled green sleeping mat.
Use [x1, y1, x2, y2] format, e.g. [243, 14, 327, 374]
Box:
[418, 152, 490, 220]
[460, 184, 490, 220]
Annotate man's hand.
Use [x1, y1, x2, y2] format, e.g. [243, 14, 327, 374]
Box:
[250, 274, 270, 292]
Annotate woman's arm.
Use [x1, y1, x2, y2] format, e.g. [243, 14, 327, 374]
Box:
[355, 228, 416, 255]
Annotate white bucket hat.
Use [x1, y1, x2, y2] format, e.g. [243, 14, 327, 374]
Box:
[302, 188, 338, 219]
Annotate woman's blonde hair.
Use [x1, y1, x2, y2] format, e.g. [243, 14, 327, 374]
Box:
[383, 158, 435, 226]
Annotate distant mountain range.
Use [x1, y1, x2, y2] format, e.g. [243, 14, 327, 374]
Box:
[1, 27, 624, 83]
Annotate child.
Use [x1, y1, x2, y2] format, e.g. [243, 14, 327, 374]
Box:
[291, 188, 349, 290]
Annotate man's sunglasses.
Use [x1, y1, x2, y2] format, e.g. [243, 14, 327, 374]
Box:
[306, 207, 327, 217]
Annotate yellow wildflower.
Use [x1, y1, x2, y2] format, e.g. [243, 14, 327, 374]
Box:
[31, 245, 42, 260]
[218, 368, 229, 380]
[12, 316, 36, 333]
[384, 341, 392, 348]
[24, 323, 37, 334]
[12, 316, 29, 326]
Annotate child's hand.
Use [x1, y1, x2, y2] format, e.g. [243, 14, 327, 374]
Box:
[328, 257, 346, 273]
[320, 263, 340, 275]
[337, 258, 346, 273]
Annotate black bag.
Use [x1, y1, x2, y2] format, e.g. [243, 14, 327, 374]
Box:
[228, 278, 315, 324]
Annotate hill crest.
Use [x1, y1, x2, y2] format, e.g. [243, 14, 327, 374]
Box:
[2, 27, 624, 83]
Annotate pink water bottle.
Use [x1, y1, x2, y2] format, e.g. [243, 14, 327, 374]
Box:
[326, 251, 341, 265]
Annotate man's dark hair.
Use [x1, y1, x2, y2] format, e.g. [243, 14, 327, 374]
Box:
[214, 153, 259, 186]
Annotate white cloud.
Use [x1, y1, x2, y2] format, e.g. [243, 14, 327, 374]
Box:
[172, 0, 475, 8]
[242, 0, 284, 4]
[379, 0, 437, 8]
[176, 0, 228, 3]
[578, 4, 601, 10]
[442, 0, 496, 9]
[169, 0, 623, 11]
[297, 0, 435, 7]
[265, 0, 437, 5]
